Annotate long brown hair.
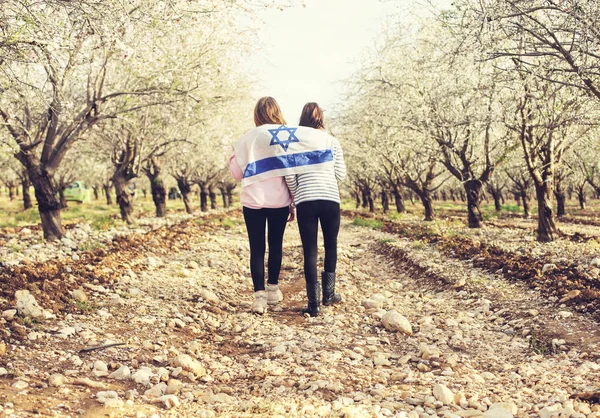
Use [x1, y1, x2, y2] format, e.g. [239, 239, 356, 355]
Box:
[299, 102, 325, 129]
[254, 97, 286, 126]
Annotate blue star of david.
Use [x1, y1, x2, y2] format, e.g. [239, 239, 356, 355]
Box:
[268, 125, 299, 151]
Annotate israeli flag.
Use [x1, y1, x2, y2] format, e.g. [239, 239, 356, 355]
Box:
[233, 124, 335, 187]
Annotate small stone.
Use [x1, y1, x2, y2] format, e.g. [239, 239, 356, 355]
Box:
[108, 366, 131, 380]
[381, 310, 412, 334]
[12, 380, 29, 390]
[48, 373, 67, 387]
[2, 310, 17, 320]
[560, 290, 581, 303]
[70, 288, 88, 303]
[539, 404, 562, 418]
[132, 367, 154, 386]
[144, 382, 167, 398]
[433, 384, 454, 405]
[171, 354, 206, 377]
[542, 264, 556, 273]
[454, 278, 467, 288]
[128, 287, 142, 296]
[590, 258, 600, 267]
[97, 390, 123, 407]
[557, 311, 572, 319]
[104, 398, 125, 408]
[74, 378, 107, 389]
[199, 289, 220, 304]
[159, 394, 180, 409]
[0, 342, 6, 357]
[487, 403, 517, 416]
[166, 379, 183, 395]
[93, 360, 108, 372]
[15, 290, 44, 318]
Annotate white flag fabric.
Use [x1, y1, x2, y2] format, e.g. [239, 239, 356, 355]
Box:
[232, 124, 335, 187]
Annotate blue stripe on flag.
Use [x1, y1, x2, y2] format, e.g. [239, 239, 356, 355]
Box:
[244, 149, 333, 179]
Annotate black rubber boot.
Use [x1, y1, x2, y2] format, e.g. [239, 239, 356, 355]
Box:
[322, 272, 342, 306]
[301, 281, 320, 317]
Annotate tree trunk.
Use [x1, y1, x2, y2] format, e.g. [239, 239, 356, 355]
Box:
[146, 178, 165, 217]
[103, 184, 113, 205]
[392, 189, 406, 213]
[21, 178, 32, 210]
[58, 187, 68, 209]
[381, 190, 389, 214]
[8, 186, 14, 201]
[464, 180, 483, 228]
[26, 161, 63, 240]
[200, 186, 208, 212]
[521, 191, 530, 218]
[92, 186, 99, 200]
[361, 189, 368, 209]
[182, 191, 192, 213]
[490, 190, 502, 212]
[535, 183, 557, 242]
[441, 190, 447, 201]
[142, 189, 147, 199]
[219, 188, 227, 208]
[555, 190, 566, 218]
[449, 190, 456, 201]
[176, 178, 193, 214]
[227, 189, 234, 207]
[209, 188, 217, 210]
[418, 191, 435, 221]
[113, 174, 135, 224]
[367, 194, 374, 213]
[150, 180, 166, 217]
[577, 188, 586, 210]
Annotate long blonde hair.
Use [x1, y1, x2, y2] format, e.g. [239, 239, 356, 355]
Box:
[254, 97, 286, 126]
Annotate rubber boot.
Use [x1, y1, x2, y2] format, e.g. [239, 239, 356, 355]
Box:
[301, 281, 320, 317]
[322, 272, 342, 306]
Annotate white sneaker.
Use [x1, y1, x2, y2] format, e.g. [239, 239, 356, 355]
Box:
[252, 291, 268, 314]
[266, 284, 283, 306]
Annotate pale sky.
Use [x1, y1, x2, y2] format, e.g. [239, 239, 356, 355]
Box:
[248, 0, 453, 123]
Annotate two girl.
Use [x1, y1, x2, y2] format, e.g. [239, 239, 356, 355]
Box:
[230, 97, 346, 316]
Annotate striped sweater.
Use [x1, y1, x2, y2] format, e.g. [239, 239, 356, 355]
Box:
[285, 137, 346, 205]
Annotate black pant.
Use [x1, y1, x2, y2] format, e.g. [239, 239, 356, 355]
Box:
[243, 206, 289, 291]
[296, 200, 341, 285]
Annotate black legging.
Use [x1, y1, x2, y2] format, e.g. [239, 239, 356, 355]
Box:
[296, 200, 341, 285]
[243, 206, 289, 291]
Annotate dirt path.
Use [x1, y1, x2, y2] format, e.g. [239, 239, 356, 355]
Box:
[1, 213, 600, 417]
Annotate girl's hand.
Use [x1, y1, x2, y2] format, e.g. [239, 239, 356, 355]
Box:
[288, 204, 296, 223]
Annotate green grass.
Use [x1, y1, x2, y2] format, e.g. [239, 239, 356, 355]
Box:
[378, 237, 396, 244]
[410, 240, 427, 250]
[222, 217, 243, 230]
[89, 215, 116, 231]
[352, 217, 383, 229]
[0, 190, 189, 230]
[78, 241, 106, 252]
[74, 299, 95, 313]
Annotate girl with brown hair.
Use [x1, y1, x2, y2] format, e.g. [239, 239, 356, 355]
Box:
[286, 102, 346, 317]
[229, 97, 295, 314]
